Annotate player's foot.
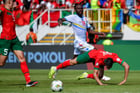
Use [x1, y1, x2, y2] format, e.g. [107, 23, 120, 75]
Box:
[48, 66, 57, 79]
[26, 81, 38, 87]
[77, 72, 88, 80]
[101, 75, 111, 81]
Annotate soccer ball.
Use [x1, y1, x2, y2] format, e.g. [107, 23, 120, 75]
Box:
[51, 80, 63, 92]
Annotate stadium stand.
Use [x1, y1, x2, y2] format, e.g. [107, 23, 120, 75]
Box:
[38, 33, 74, 44]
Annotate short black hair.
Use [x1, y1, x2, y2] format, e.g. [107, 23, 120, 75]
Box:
[104, 58, 113, 67]
[3, 0, 15, 4]
[30, 28, 33, 32]
[74, 3, 82, 9]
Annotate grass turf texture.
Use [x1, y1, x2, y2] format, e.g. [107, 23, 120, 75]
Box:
[0, 69, 140, 93]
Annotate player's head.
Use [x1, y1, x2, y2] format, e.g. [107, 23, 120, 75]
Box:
[104, 58, 113, 69]
[30, 28, 33, 32]
[3, 0, 15, 8]
[3, 0, 15, 3]
[74, 3, 83, 17]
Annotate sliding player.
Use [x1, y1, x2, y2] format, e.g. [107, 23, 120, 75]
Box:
[49, 49, 129, 85]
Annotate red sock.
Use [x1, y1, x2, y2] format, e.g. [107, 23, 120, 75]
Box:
[87, 74, 94, 79]
[20, 61, 31, 84]
[87, 74, 98, 79]
[56, 59, 71, 70]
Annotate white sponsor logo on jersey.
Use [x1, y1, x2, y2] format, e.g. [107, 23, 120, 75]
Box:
[96, 63, 99, 66]
[116, 58, 120, 62]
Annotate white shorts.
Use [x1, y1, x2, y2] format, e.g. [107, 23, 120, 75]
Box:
[74, 40, 94, 55]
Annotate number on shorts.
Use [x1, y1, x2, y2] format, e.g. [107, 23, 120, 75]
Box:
[4, 49, 8, 55]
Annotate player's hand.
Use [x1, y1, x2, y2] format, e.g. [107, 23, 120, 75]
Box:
[58, 19, 63, 26]
[118, 80, 126, 85]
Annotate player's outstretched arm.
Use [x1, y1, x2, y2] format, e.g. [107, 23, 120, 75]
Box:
[87, 28, 105, 37]
[94, 70, 107, 85]
[118, 62, 129, 85]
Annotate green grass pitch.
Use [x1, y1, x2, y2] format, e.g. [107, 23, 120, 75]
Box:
[0, 69, 140, 93]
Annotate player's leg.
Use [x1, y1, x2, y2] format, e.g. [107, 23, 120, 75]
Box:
[0, 55, 8, 66]
[49, 58, 78, 79]
[78, 74, 111, 81]
[77, 72, 98, 80]
[12, 37, 38, 87]
[13, 50, 38, 87]
[48, 47, 80, 79]
[77, 72, 89, 80]
[76, 42, 96, 80]
[0, 39, 10, 66]
[77, 67, 111, 81]
[48, 51, 90, 79]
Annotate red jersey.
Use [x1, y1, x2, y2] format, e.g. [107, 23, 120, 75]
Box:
[0, 7, 16, 40]
[88, 49, 124, 69]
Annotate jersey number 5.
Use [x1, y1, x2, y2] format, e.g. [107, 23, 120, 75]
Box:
[4, 49, 8, 56]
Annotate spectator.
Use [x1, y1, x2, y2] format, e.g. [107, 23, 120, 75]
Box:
[30, 0, 39, 7]
[102, 0, 112, 18]
[81, 0, 91, 9]
[65, 0, 72, 9]
[134, 1, 140, 15]
[26, 28, 37, 45]
[120, 0, 126, 9]
[113, 0, 121, 9]
[102, 0, 113, 8]
[40, 1, 47, 10]
[98, 0, 107, 8]
[13, 0, 23, 10]
[58, 0, 66, 9]
[123, 8, 129, 24]
[91, 0, 100, 9]
[46, 0, 58, 9]
[23, 0, 32, 10]
[30, 3, 40, 33]
[30, 1, 39, 10]
[126, 0, 134, 9]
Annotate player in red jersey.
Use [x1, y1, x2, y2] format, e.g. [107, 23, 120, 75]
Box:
[49, 49, 129, 85]
[0, 0, 38, 87]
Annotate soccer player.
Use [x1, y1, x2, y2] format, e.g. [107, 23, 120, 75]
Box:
[58, 3, 105, 58]
[49, 49, 129, 85]
[0, 0, 38, 87]
[51, 3, 110, 80]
